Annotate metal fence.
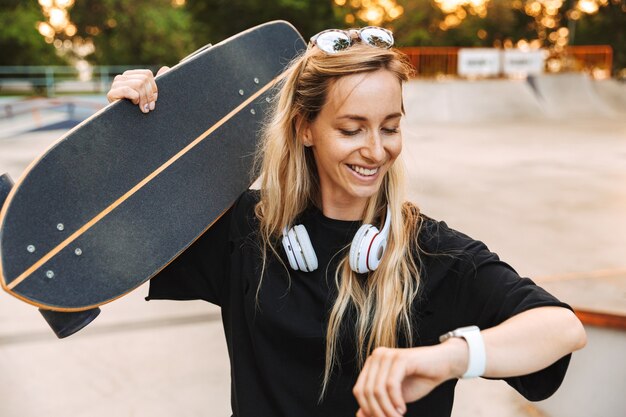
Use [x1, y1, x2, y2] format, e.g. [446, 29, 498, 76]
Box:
[0, 46, 615, 96]
[0, 65, 159, 96]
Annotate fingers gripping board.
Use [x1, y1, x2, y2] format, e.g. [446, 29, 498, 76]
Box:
[0, 21, 306, 312]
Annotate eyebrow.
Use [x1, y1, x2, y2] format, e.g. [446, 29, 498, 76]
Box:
[337, 112, 402, 122]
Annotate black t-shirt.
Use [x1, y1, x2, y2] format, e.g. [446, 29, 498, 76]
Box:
[147, 190, 571, 417]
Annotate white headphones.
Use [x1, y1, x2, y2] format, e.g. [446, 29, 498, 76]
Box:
[281, 207, 391, 274]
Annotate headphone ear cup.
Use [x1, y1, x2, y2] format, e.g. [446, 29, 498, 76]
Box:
[282, 229, 300, 270]
[287, 228, 307, 271]
[293, 225, 318, 272]
[366, 233, 387, 271]
[350, 224, 377, 273]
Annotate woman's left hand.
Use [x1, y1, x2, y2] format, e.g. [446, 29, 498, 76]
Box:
[353, 340, 468, 417]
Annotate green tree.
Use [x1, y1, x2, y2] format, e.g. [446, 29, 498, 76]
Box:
[566, 0, 626, 73]
[185, 0, 342, 46]
[331, 0, 534, 47]
[0, 0, 65, 65]
[66, 0, 196, 65]
[435, 2, 534, 48]
[391, 0, 438, 46]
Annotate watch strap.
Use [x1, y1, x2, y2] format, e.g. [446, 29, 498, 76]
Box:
[439, 325, 486, 379]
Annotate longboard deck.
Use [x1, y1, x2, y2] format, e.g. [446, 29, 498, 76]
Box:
[0, 21, 306, 311]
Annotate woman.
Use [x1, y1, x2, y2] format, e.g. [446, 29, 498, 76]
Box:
[107, 27, 586, 417]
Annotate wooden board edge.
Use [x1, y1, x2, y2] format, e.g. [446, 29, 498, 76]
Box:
[574, 308, 626, 331]
[1, 203, 234, 312]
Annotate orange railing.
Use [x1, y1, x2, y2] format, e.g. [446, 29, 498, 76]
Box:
[562, 45, 613, 73]
[399, 46, 460, 77]
[398, 45, 613, 78]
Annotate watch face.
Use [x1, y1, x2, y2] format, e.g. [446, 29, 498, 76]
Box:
[456, 325, 480, 335]
[439, 326, 480, 343]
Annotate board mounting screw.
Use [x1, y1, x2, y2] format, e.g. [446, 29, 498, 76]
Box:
[57, 223, 64, 231]
[238, 89, 244, 96]
[254, 78, 259, 84]
[250, 108, 256, 115]
[27, 245, 35, 253]
[45, 270, 54, 279]
[75, 248, 82, 256]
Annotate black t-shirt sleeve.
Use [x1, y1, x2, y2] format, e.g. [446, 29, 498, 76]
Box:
[419, 218, 572, 401]
[460, 238, 572, 401]
[145, 205, 234, 306]
[460, 238, 571, 326]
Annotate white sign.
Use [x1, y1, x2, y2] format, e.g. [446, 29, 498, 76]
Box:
[502, 50, 545, 76]
[458, 48, 501, 77]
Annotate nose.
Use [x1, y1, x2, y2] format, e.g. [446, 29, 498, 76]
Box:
[360, 132, 385, 163]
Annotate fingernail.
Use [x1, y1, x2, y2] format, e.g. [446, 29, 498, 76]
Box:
[149, 101, 155, 111]
[143, 103, 149, 112]
[154, 92, 158, 100]
[397, 407, 405, 415]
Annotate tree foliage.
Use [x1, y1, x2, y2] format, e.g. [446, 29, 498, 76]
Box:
[567, 0, 626, 74]
[333, 0, 625, 72]
[184, 0, 342, 46]
[390, 0, 534, 47]
[0, 0, 64, 65]
[1, 0, 624, 72]
[66, 0, 196, 65]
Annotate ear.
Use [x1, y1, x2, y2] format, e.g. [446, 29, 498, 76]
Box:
[295, 115, 313, 147]
[302, 126, 313, 147]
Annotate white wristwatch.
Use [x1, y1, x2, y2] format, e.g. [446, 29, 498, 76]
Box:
[439, 325, 486, 379]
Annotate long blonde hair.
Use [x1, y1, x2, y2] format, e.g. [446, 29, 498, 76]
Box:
[254, 43, 422, 397]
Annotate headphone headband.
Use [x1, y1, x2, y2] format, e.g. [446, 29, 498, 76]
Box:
[283, 206, 391, 274]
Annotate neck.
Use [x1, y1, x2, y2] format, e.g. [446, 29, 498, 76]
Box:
[319, 193, 367, 221]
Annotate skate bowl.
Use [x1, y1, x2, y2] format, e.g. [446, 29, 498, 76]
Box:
[593, 79, 626, 115]
[0, 97, 106, 139]
[528, 73, 619, 119]
[403, 78, 545, 124]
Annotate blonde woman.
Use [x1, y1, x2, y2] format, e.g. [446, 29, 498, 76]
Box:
[108, 27, 586, 417]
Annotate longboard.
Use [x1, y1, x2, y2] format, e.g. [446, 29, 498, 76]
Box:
[0, 21, 306, 337]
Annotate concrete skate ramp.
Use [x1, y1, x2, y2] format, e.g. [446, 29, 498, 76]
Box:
[0, 97, 105, 139]
[403, 78, 544, 123]
[593, 79, 626, 115]
[528, 73, 618, 119]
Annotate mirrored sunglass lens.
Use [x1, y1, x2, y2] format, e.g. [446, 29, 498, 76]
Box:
[360, 28, 393, 48]
[316, 32, 351, 53]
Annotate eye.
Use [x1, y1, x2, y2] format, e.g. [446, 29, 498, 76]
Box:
[339, 128, 361, 136]
[381, 126, 400, 135]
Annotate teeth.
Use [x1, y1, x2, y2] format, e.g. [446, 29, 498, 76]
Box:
[350, 165, 379, 176]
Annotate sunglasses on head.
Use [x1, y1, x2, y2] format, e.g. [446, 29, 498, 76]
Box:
[309, 26, 394, 54]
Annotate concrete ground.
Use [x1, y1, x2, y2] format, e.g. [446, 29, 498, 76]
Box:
[0, 77, 624, 416]
[400, 116, 626, 417]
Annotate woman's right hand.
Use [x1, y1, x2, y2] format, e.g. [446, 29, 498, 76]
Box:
[106, 66, 170, 113]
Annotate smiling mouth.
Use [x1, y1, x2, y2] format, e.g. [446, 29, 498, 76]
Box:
[349, 164, 379, 176]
